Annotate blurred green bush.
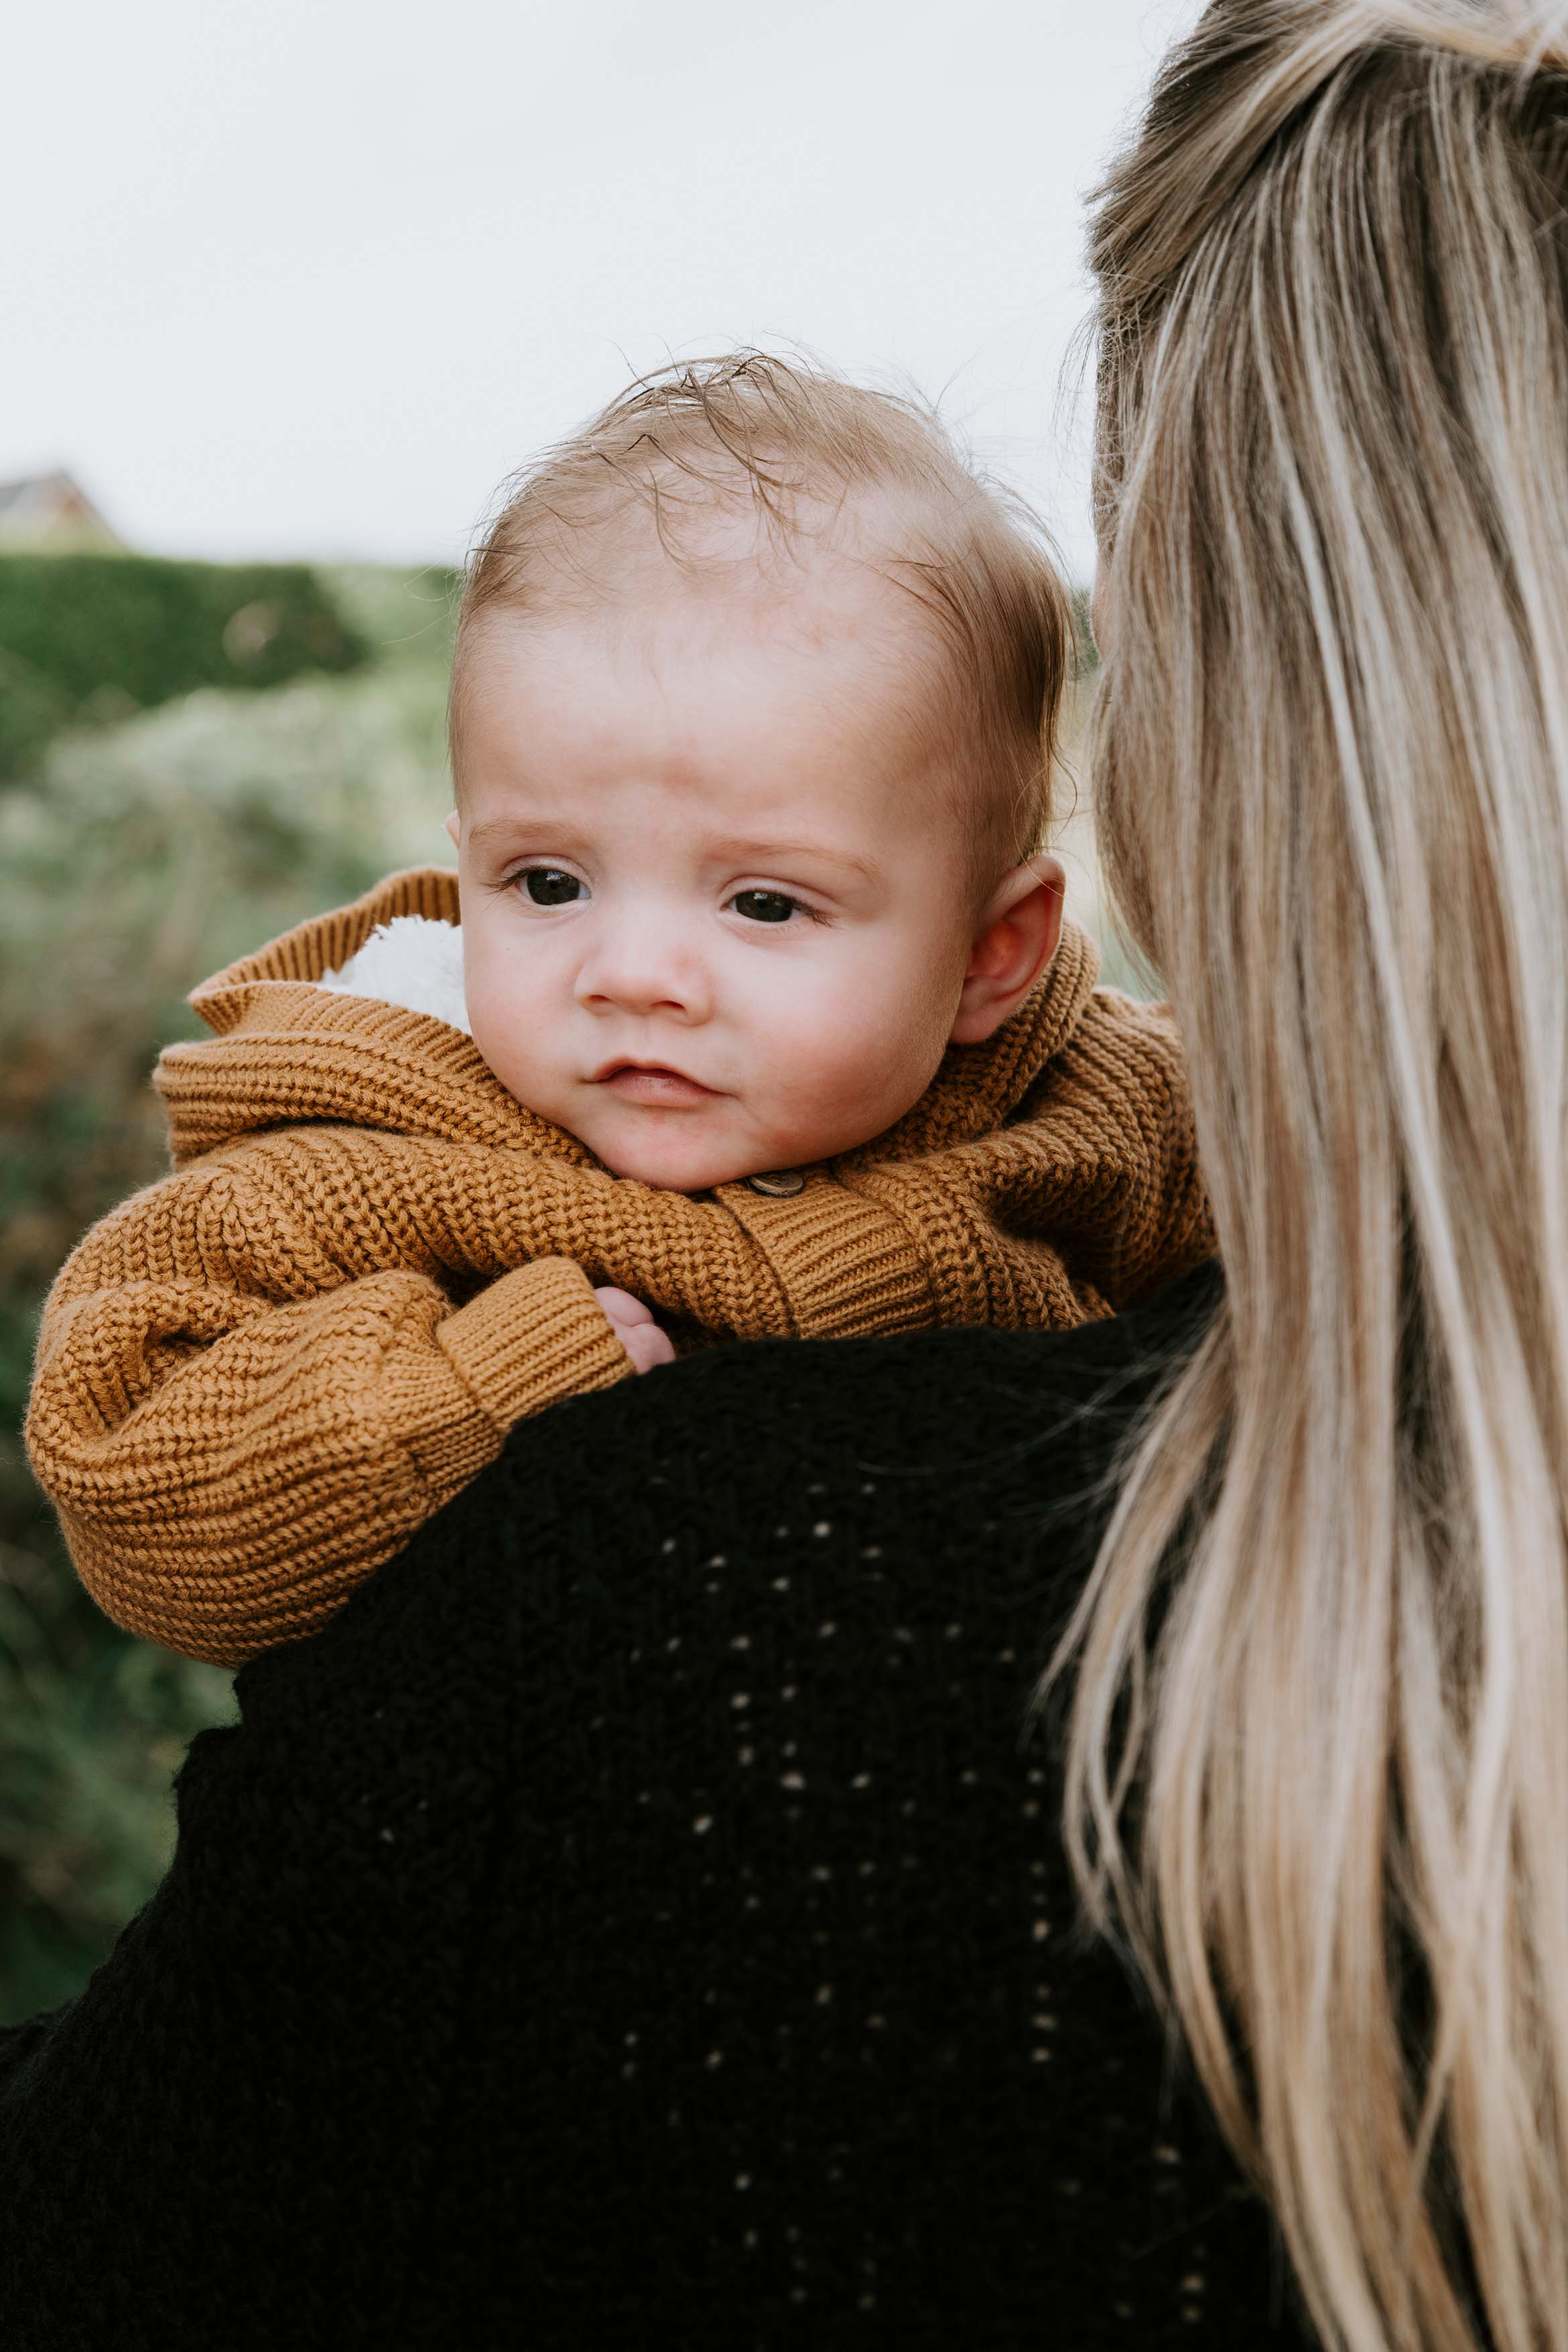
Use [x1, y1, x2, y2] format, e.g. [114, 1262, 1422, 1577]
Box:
[0, 553, 372, 778]
[0, 565, 455, 2020]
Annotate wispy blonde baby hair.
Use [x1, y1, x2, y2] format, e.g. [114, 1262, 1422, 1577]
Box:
[451, 350, 1073, 887]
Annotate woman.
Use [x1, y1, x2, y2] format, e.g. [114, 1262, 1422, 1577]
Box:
[3, 2, 1558, 2345]
[1079, 7, 1568, 2347]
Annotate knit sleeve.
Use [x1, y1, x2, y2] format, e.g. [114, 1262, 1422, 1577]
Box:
[25, 1162, 633, 1666]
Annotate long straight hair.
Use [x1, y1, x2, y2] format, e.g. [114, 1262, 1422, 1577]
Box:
[1042, 7, 1568, 2347]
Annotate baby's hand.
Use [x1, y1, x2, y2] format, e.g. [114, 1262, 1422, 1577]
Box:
[594, 1286, 676, 1374]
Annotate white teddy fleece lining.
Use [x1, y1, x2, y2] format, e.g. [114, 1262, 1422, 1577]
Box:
[317, 915, 472, 1036]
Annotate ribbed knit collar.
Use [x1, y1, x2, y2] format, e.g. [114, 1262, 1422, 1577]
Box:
[161, 866, 1101, 1173]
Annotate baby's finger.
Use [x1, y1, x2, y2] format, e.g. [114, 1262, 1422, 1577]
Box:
[594, 1285, 653, 1328]
[620, 1321, 676, 1374]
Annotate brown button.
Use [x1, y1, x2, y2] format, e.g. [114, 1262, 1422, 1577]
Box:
[746, 1169, 806, 1198]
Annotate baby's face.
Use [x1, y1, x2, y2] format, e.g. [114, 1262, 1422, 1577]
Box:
[450, 565, 996, 1191]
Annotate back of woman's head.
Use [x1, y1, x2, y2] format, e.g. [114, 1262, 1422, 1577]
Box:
[1046, 7, 1568, 2348]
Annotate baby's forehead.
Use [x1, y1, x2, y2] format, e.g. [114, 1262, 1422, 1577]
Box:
[459, 578, 964, 833]
[460, 503, 963, 726]
[515, 478, 939, 622]
[455, 584, 976, 862]
[450, 478, 1000, 866]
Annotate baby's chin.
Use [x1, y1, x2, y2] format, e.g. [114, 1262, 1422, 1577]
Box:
[593, 1133, 803, 1193]
[577, 1105, 826, 1193]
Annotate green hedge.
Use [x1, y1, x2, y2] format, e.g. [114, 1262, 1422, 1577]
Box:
[0, 553, 369, 778]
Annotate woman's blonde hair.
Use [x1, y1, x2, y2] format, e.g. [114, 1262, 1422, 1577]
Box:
[1043, 6, 1568, 2347]
[453, 351, 1073, 883]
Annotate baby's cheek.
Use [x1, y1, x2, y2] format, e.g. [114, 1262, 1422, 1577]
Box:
[767, 992, 938, 1142]
[462, 967, 507, 1064]
[465, 960, 552, 1097]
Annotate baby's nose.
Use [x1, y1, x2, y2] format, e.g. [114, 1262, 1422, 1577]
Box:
[574, 912, 712, 1021]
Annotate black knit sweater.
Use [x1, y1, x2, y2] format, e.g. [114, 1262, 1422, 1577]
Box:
[0, 1260, 1319, 2349]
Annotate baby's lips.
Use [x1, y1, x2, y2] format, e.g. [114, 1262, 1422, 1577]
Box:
[595, 1063, 720, 1107]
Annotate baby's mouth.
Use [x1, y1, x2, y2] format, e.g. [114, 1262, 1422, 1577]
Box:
[594, 1061, 720, 1108]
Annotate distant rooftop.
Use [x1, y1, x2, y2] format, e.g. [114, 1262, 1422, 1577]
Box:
[0, 469, 123, 553]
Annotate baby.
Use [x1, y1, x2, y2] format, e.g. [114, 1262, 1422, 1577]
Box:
[27, 354, 1210, 1667]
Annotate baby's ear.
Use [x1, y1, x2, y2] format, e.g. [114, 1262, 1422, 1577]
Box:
[949, 858, 1065, 1045]
[444, 809, 461, 850]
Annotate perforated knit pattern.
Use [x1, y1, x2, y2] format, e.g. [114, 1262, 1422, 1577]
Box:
[26, 868, 1211, 1667]
[0, 1270, 1327, 2348]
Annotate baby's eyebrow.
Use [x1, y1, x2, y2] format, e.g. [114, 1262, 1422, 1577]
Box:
[463, 813, 584, 856]
[718, 838, 881, 885]
[460, 816, 882, 889]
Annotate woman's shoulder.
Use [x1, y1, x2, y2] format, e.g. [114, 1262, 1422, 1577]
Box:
[277, 1260, 1213, 1677]
[214, 1259, 1228, 1884]
[237, 1256, 1224, 1721]
[513, 1256, 1222, 1539]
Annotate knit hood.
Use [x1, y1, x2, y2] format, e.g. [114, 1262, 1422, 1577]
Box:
[157, 866, 1104, 1176]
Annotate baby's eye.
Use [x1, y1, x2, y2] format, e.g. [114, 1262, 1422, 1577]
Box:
[520, 867, 584, 907]
[730, 889, 800, 925]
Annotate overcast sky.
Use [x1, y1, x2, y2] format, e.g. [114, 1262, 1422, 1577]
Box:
[6, 1, 1199, 582]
